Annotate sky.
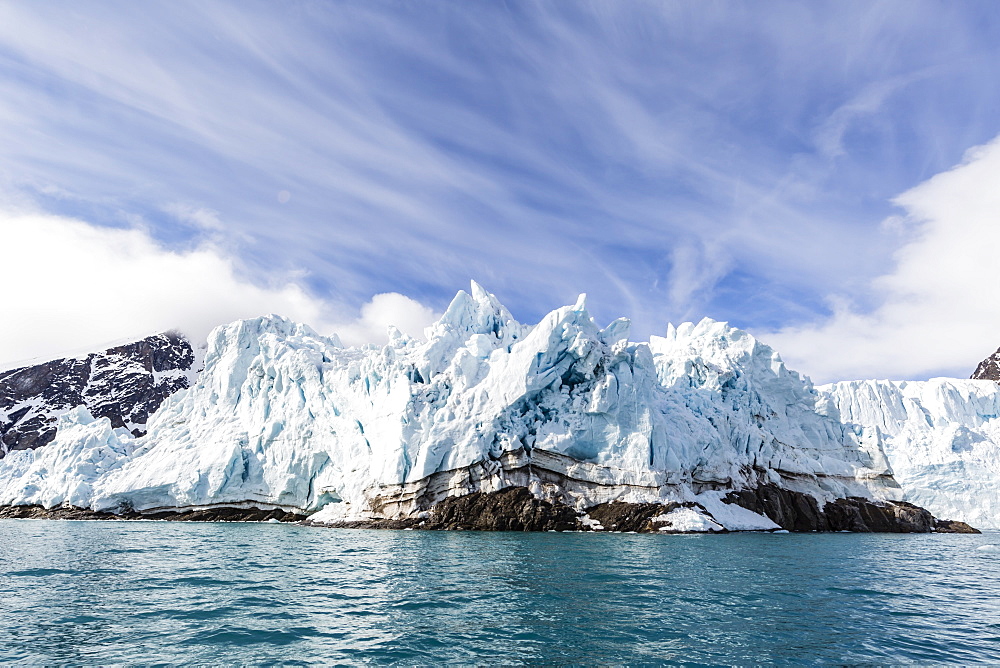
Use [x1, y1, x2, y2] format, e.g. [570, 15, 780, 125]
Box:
[2, 1, 1000, 382]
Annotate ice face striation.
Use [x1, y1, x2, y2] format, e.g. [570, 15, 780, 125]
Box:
[0, 332, 197, 457]
[0, 283, 900, 526]
[819, 379, 1000, 529]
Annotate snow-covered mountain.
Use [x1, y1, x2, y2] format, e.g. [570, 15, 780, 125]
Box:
[819, 379, 1000, 530]
[971, 346, 1000, 380]
[0, 333, 197, 456]
[0, 283, 916, 531]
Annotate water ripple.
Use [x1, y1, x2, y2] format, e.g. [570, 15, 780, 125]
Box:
[1, 522, 999, 664]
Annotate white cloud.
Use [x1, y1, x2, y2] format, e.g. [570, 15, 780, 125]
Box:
[0, 212, 439, 368]
[331, 293, 439, 347]
[761, 135, 1000, 383]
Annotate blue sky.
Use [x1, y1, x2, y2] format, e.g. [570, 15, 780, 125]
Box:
[3, 1, 1000, 381]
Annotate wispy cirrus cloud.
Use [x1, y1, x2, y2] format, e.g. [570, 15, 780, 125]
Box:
[2, 2, 1000, 377]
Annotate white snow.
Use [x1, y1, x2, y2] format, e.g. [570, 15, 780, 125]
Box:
[695, 491, 781, 531]
[0, 282, 919, 529]
[820, 379, 1000, 529]
[652, 507, 725, 533]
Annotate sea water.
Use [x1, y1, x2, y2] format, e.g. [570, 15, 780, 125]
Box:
[1, 521, 999, 665]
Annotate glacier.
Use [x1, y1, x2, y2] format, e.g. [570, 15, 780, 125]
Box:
[819, 379, 1000, 530]
[0, 282, 908, 530]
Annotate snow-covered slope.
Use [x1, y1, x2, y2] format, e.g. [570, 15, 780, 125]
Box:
[820, 379, 1000, 530]
[0, 333, 198, 456]
[0, 283, 898, 528]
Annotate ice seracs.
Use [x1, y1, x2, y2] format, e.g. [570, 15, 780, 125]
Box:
[0, 406, 137, 509]
[819, 379, 1000, 529]
[0, 282, 914, 532]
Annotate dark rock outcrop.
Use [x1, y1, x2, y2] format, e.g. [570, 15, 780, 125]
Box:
[822, 497, 933, 532]
[425, 486, 580, 531]
[584, 500, 716, 532]
[0, 504, 124, 521]
[725, 485, 827, 531]
[318, 485, 970, 533]
[933, 518, 981, 534]
[141, 507, 306, 522]
[725, 484, 940, 533]
[0, 332, 196, 457]
[584, 500, 677, 532]
[306, 518, 422, 530]
[0, 504, 304, 523]
[971, 347, 1000, 380]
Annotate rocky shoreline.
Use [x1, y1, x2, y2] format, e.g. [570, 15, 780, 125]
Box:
[0, 504, 306, 523]
[723, 484, 980, 533]
[311, 485, 980, 533]
[0, 485, 980, 533]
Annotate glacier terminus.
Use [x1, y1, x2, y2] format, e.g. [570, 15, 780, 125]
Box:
[0, 283, 991, 532]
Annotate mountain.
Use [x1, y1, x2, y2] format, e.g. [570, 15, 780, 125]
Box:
[0, 283, 959, 533]
[819, 379, 1000, 530]
[0, 333, 197, 457]
[971, 347, 1000, 380]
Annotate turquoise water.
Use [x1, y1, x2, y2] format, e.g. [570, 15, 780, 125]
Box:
[1, 522, 999, 665]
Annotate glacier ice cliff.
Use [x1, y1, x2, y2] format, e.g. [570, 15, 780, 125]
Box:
[820, 379, 1000, 530]
[0, 283, 911, 531]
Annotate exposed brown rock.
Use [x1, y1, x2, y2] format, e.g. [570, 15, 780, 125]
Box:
[142, 507, 306, 522]
[822, 497, 933, 533]
[0, 504, 304, 523]
[0, 485, 980, 534]
[584, 500, 678, 532]
[724, 485, 825, 531]
[423, 486, 580, 531]
[724, 484, 939, 533]
[933, 518, 982, 534]
[305, 518, 422, 530]
[583, 500, 721, 532]
[0, 504, 123, 521]
[972, 346, 1000, 380]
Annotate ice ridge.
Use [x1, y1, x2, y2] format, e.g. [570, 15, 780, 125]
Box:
[0, 283, 904, 527]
